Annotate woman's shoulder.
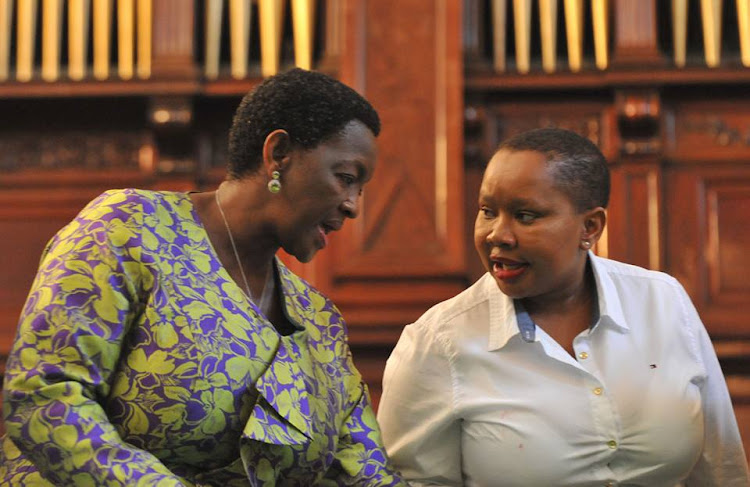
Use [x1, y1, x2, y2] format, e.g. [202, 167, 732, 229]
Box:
[593, 254, 681, 287]
[412, 273, 496, 334]
[80, 189, 198, 228]
[81, 188, 183, 214]
[91, 188, 189, 208]
[593, 256, 684, 294]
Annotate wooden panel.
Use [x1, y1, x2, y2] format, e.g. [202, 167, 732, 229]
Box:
[726, 374, 750, 464]
[734, 403, 750, 465]
[707, 183, 750, 301]
[665, 165, 750, 337]
[607, 163, 663, 270]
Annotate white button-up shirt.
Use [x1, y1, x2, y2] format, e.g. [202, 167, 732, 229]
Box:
[378, 254, 749, 486]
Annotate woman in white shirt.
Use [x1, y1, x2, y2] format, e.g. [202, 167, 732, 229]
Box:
[376, 128, 749, 486]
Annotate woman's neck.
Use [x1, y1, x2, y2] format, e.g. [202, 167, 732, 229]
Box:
[522, 261, 596, 321]
[191, 184, 277, 283]
[212, 180, 279, 269]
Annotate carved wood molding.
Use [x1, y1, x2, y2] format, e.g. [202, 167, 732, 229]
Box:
[665, 100, 750, 162]
[0, 131, 153, 173]
[615, 89, 661, 156]
[465, 102, 608, 165]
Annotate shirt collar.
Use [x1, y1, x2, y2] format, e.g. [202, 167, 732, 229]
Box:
[486, 275, 521, 351]
[486, 252, 629, 352]
[589, 252, 629, 333]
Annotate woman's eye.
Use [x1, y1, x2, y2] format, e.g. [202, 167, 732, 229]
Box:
[338, 174, 356, 186]
[517, 212, 537, 223]
[479, 207, 495, 218]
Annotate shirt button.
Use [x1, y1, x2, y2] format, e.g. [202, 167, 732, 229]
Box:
[607, 440, 617, 449]
[593, 387, 603, 395]
[578, 351, 589, 359]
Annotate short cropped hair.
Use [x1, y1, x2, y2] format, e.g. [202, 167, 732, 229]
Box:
[227, 68, 381, 178]
[497, 128, 610, 211]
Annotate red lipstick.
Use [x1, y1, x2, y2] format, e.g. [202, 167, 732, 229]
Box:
[491, 258, 528, 280]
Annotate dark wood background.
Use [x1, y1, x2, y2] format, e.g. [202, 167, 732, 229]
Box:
[0, 0, 748, 462]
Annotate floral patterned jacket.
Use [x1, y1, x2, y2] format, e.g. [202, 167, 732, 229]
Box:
[0, 189, 405, 486]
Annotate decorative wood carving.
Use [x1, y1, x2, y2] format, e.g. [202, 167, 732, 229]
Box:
[666, 100, 750, 161]
[468, 101, 608, 164]
[0, 131, 152, 172]
[615, 89, 661, 156]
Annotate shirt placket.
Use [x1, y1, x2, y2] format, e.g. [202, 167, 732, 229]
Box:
[573, 330, 621, 486]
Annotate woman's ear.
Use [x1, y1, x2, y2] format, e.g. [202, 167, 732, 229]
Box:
[262, 129, 292, 174]
[581, 207, 607, 246]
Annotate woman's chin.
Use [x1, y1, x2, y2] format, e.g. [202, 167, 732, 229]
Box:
[290, 246, 318, 264]
[492, 279, 530, 300]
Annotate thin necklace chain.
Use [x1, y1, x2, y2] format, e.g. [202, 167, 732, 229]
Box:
[214, 188, 274, 315]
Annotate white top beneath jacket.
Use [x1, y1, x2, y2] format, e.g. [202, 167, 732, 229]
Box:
[377, 254, 749, 486]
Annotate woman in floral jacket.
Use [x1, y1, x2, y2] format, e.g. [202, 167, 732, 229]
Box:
[1, 69, 405, 486]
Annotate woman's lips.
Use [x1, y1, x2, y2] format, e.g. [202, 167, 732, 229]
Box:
[492, 261, 528, 280]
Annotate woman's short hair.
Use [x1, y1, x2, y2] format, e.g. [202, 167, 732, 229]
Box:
[497, 128, 610, 211]
[227, 68, 381, 179]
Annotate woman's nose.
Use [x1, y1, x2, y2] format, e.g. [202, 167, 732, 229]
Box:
[486, 217, 516, 248]
[341, 192, 360, 218]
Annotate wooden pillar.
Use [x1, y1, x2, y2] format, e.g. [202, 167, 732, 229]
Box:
[607, 89, 664, 270]
[611, 0, 664, 67]
[331, 0, 465, 403]
[151, 0, 195, 78]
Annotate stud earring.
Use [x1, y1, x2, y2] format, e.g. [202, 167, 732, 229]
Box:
[581, 240, 591, 249]
[267, 170, 281, 194]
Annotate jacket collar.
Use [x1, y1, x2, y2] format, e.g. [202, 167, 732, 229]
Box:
[241, 259, 315, 444]
[243, 333, 314, 445]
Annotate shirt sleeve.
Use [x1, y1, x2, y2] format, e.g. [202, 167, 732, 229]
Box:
[323, 383, 407, 486]
[377, 321, 463, 486]
[680, 287, 750, 486]
[2, 192, 189, 486]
